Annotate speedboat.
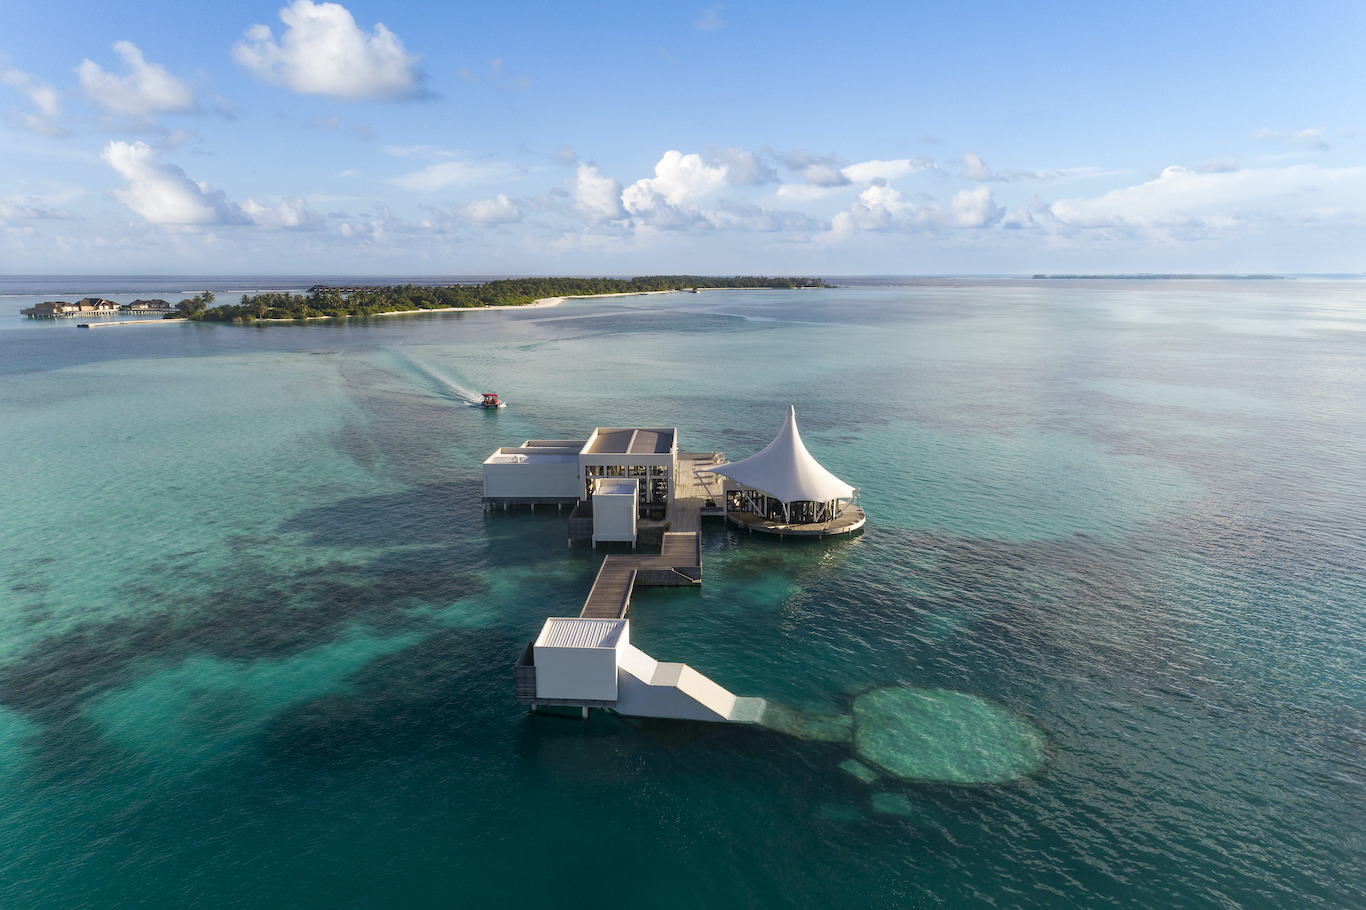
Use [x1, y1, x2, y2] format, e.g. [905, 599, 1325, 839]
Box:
[480, 392, 506, 409]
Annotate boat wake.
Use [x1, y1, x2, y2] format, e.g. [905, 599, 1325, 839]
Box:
[392, 352, 485, 406]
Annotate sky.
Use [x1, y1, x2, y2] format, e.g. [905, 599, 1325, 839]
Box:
[2, 0, 1364, 276]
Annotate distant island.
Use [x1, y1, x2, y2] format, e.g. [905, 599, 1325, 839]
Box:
[1031, 274, 1282, 280]
[174, 276, 830, 323]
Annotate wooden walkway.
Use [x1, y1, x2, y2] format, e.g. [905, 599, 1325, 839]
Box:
[580, 562, 638, 619]
[577, 454, 721, 620]
[578, 532, 702, 619]
[666, 452, 723, 533]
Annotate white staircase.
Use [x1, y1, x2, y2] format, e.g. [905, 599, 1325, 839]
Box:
[614, 643, 749, 722]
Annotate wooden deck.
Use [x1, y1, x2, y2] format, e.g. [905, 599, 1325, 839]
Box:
[575, 457, 719, 620]
[577, 531, 703, 619]
[667, 452, 724, 533]
[580, 562, 638, 619]
[571, 451, 859, 620]
[724, 503, 867, 537]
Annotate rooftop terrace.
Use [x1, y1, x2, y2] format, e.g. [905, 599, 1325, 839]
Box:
[584, 428, 675, 455]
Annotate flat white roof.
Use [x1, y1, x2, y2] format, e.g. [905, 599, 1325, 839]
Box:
[595, 479, 638, 496]
[523, 439, 587, 448]
[584, 428, 676, 455]
[535, 618, 626, 649]
[486, 453, 578, 464]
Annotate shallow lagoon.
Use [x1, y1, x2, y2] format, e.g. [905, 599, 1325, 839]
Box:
[2, 280, 1364, 908]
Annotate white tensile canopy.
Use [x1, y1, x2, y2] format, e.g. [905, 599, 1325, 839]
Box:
[711, 406, 855, 504]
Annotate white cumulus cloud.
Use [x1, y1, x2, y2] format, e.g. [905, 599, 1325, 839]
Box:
[241, 196, 322, 229]
[778, 154, 929, 198]
[951, 185, 1002, 227]
[101, 141, 320, 229]
[784, 151, 849, 187]
[233, 0, 425, 101]
[623, 150, 729, 213]
[459, 194, 520, 224]
[826, 182, 1000, 239]
[842, 157, 930, 184]
[960, 152, 993, 181]
[707, 147, 777, 186]
[1, 69, 65, 135]
[571, 163, 625, 221]
[622, 149, 789, 229]
[102, 141, 241, 225]
[828, 184, 930, 239]
[77, 41, 197, 120]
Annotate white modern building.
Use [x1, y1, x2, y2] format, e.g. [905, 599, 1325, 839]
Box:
[482, 439, 584, 504]
[519, 616, 763, 723]
[482, 427, 678, 513]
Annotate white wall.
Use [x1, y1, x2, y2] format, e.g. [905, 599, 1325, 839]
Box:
[533, 622, 628, 702]
[592, 481, 637, 542]
[483, 459, 581, 499]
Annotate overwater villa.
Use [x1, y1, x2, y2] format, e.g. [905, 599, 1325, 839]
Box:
[482, 426, 681, 547]
[125, 298, 175, 314]
[20, 297, 120, 318]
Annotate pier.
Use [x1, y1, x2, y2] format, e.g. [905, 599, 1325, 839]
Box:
[496, 417, 862, 725]
[579, 532, 702, 619]
[576, 453, 716, 618]
[514, 452, 764, 723]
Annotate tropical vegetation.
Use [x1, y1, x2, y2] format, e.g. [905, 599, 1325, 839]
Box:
[170, 276, 828, 322]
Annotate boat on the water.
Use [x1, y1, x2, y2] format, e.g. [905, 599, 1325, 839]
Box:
[481, 392, 506, 409]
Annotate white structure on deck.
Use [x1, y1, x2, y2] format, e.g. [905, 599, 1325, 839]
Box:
[482, 440, 583, 503]
[579, 427, 677, 508]
[709, 406, 864, 535]
[524, 617, 761, 723]
[590, 478, 638, 546]
[532, 618, 626, 704]
[483, 427, 678, 512]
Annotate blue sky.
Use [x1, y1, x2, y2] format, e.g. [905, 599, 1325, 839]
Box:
[3, 0, 1364, 275]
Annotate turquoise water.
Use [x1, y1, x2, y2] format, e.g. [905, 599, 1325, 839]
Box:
[2, 280, 1364, 908]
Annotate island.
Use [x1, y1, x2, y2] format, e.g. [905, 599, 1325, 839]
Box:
[173, 276, 830, 322]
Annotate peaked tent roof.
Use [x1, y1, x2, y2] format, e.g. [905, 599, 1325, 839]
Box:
[711, 406, 855, 503]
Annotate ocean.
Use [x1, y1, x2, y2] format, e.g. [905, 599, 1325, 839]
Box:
[1, 278, 1362, 908]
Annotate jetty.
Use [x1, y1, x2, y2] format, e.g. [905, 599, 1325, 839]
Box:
[512, 451, 763, 722]
[576, 453, 716, 621]
[492, 414, 861, 724]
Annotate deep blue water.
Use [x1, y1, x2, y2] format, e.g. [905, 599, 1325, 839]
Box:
[1, 279, 1363, 908]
